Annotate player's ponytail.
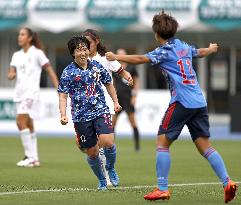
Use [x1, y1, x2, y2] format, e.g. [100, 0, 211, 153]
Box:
[24, 27, 44, 50]
[83, 29, 108, 56]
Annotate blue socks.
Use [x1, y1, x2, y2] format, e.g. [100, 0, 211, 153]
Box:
[156, 146, 230, 191]
[203, 147, 230, 187]
[156, 147, 170, 191]
[104, 144, 116, 170]
[87, 155, 105, 180]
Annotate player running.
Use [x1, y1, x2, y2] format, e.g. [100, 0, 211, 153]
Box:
[8, 27, 59, 167]
[58, 36, 121, 190]
[83, 29, 133, 185]
[105, 11, 237, 203]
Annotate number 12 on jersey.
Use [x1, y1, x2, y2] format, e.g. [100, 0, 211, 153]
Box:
[177, 59, 196, 85]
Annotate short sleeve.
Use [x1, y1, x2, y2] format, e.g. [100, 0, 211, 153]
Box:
[58, 69, 70, 94]
[190, 45, 198, 58]
[37, 50, 50, 68]
[107, 58, 123, 73]
[100, 65, 112, 85]
[10, 52, 18, 68]
[144, 47, 168, 65]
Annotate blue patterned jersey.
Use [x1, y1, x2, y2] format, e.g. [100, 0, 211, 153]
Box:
[58, 60, 111, 122]
[145, 38, 207, 108]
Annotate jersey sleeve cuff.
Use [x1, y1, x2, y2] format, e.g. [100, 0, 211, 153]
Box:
[117, 66, 124, 74]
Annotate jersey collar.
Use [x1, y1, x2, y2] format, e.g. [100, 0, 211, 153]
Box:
[73, 60, 91, 70]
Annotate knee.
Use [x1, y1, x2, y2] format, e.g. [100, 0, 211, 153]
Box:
[86, 145, 99, 157]
[16, 118, 28, 130]
[104, 141, 114, 148]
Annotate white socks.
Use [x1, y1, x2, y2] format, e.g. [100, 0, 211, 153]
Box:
[31, 132, 39, 161]
[20, 129, 39, 161]
[99, 148, 111, 185]
[20, 129, 34, 159]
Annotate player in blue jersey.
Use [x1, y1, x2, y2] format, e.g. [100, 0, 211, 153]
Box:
[58, 36, 121, 190]
[106, 11, 237, 203]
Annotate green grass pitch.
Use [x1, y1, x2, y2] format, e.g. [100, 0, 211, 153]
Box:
[0, 137, 240, 205]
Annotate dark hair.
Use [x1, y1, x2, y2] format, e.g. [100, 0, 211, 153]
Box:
[83, 29, 107, 56]
[67, 35, 90, 58]
[152, 10, 179, 40]
[22, 27, 44, 50]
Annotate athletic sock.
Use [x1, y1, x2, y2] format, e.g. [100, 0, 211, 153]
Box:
[103, 144, 116, 170]
[20, 128, 34, 159]
[31, 132, 39, 161]
[156, 146, 170, 191]
[203, 147, 230, 187]
[133, 127, 140, 151]
[87, 155, 105, 180]
[99, 148, 107, 175]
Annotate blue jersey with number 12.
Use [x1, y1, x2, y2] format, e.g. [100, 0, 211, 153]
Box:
[145, 38, 207, 108]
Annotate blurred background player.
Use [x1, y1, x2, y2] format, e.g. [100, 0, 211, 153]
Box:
[106, 11, 237, 203]
[58, 36, 121, 190]
[7, 27, 59, 167]
[83, 29, 133, 185]
[112, 48, 140, 151]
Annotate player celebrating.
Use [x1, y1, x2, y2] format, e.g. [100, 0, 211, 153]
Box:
[106, 11, 237, 203]
[58, 36, 121, 190]
[112, 48, 140, 151]
[83, 29, 133, 185]
[7, 27, 59, 167]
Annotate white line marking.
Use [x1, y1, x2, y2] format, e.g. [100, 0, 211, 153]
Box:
[0, 181, 240, 196]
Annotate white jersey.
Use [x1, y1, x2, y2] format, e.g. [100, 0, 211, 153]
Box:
[91, 53, 123, 114]
[10, 45, 50, 102]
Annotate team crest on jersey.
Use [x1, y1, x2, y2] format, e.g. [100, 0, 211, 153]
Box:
[75, 75, 81, 81]
[92, 66, 101, 81]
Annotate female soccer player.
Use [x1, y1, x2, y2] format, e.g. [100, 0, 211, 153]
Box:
[58, 36, 121, 190]
[8, 27, 59, 167]
[106, 11, 237, 203]
[83, 29, 133, 185]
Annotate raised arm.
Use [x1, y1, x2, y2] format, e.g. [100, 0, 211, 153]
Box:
[104, 83, 122, 113]
[45, 65, 59, 88]
[58, 92, 68, 125]
[197, 43, 218, 58]
[106, 52, 150, 64]
[7, 67, 16, 80]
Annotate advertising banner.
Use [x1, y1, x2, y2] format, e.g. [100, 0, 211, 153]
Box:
[199, 0, 241, 29]
[139, 0, 201, 30]
[86, 0, 138, 31]
[0, 0, 28, 30]
[27, 0, 88, 33]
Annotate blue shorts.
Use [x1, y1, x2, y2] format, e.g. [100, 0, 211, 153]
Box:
[74, 114, 113, 149]
[158, 102, 210, 141]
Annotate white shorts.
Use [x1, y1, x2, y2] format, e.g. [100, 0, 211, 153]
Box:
[16, 99, 39, 119]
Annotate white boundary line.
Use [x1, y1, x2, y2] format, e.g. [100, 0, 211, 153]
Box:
[0, 181, 240, 196]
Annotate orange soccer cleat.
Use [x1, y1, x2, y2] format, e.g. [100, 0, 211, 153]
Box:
[224, 180, 238, 203]
[144, 188, 170, 201]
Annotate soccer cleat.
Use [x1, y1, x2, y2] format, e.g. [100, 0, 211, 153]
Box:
[16, 157, 40, 167]
[144, 188, 170, 201]
[108, 169, 119, 187]
[224, 180, 237, 203]
[32, 160, 41, 167]
[98, 179, 107, 191]
[16, 157, 35, 167]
